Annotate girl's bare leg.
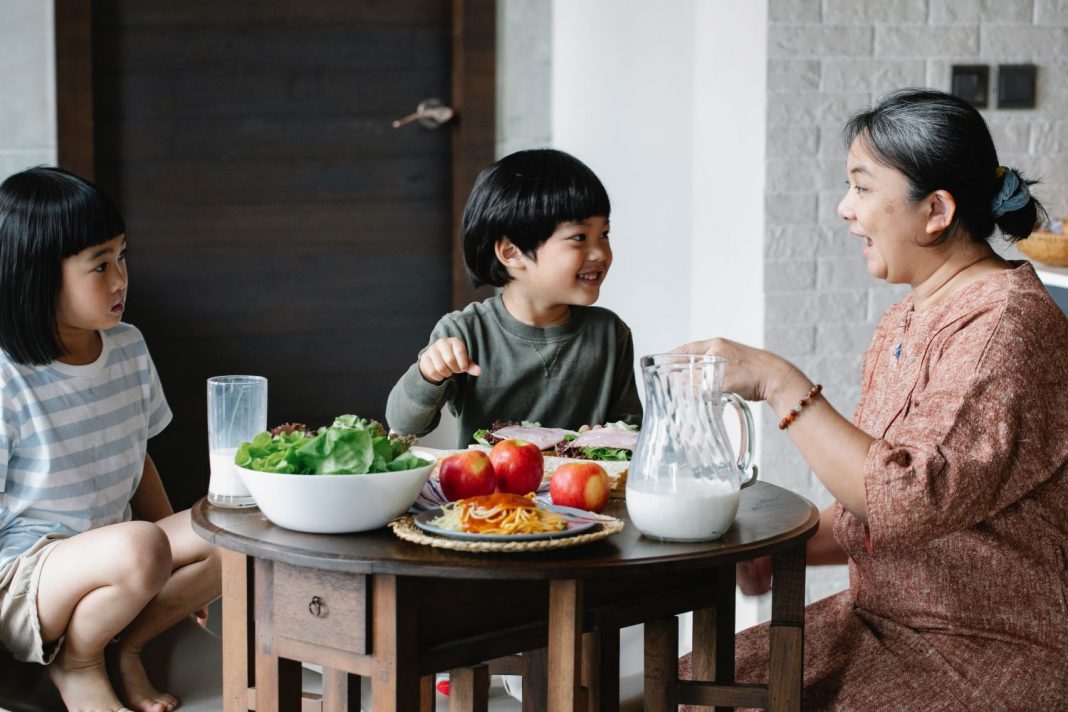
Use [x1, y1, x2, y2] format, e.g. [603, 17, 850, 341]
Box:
[115, 510, 221, 712]
[37, 521, 172, 712]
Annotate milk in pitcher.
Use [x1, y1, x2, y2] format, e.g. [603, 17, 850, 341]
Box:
[626, 476, 740, 542]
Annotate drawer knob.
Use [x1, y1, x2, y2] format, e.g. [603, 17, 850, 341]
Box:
[308, 595, 324, 617]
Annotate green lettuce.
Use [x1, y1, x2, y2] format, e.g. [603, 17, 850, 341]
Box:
[234, 415, 424, 475]
[579, 447, 631, 461]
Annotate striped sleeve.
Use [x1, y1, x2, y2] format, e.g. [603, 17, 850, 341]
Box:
[0, 411, 11, 493]
[144, 348, 171, 439]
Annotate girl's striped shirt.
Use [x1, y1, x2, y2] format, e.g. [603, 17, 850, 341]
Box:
[0, 323, 171, 574]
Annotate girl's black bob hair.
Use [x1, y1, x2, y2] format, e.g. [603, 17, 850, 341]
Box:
[461, 149, 610, 287]
[843, 88, 1045, 245]
[0, 167, 126, 365]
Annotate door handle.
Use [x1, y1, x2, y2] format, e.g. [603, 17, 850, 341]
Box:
[391, 98, 455, 129]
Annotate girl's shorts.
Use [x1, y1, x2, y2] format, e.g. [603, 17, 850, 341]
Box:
[0, 533, 67, 664]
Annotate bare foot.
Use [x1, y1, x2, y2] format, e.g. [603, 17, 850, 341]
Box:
[48, 649, 134, 712]
[116, 649, 178, 712]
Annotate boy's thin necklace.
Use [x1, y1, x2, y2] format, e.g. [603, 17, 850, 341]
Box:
[530, 344, 562, 377]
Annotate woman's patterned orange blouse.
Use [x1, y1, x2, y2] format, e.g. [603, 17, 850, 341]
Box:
[685, 262, 1068, 710]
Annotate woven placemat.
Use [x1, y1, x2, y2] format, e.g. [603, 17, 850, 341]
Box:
[389, 515, 625, 553]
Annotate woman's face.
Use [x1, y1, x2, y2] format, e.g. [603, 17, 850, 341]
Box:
[837, 139, 935, 284]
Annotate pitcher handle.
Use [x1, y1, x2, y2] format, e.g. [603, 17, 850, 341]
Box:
[720, 392, 758, 488]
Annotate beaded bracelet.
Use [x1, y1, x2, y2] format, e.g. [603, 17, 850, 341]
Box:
[778, 383, 823, 430]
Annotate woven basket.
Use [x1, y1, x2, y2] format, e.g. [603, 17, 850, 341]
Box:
[389, 515, 625, 553]
[1017, 227, 1068, 267]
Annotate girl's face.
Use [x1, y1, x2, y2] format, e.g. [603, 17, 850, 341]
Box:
[516, 216, 612, 307]
[837, 139, 936, 284]
[57, 234, 128, 336]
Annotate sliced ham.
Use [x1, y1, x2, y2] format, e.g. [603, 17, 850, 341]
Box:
[491, 425, 577, 452]
[567, 427, 640, 451]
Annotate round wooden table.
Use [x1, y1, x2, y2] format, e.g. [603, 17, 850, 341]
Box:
[192, 480, 818, 712]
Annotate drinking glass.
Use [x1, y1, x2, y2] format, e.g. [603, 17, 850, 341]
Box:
[207, 375, 267, 508]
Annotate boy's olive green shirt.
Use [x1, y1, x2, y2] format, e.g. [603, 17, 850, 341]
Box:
[386, 295, 643, 448]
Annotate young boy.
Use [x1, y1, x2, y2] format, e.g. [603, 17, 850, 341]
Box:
[386, 149, 642, 447]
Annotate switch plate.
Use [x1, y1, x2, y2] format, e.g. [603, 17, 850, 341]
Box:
[997, 64, 1037, 109]
[950, 65, 989, 108]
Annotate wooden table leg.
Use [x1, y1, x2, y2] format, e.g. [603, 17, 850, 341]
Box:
[714, 564, 737, 712]
[220, 549, 252, 712]
[522, 647, 548, 712]
[254, 559, 302, 712]
[419, 675, 435, 712]
[548, 579, 584, 712]
[370, 575, 423, 712]
[582, 629, 618, 712]
[692, 607, 715, 683]
[449, 664, 489, 712]
[768, 544, 806, 712]
[321, 668, 360, 712]
[687, 566, 735, 712]
[644, 616, 679, 712]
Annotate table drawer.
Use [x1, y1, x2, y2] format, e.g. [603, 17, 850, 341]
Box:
[271, 562, 367, 654]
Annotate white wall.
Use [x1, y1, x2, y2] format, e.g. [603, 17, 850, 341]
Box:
[551, 0, 765, 361]
[496, 0, 552, 158]
[0, 0, 57, 178]
[691, 2, 767, 348]
[551, 0, 768, 635]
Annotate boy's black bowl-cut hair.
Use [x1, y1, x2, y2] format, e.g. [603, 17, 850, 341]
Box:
[461, 149, 610, 288]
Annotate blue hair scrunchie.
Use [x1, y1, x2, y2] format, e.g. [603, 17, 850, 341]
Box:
[991, 167, 1031, 218]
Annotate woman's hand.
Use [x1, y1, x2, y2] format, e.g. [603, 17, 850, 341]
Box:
[419, 337, 482, 384]
[670, 338, 794, 404]
[737, 556, 773, 596]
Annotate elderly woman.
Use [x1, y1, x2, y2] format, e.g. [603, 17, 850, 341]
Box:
[678, 89, 1068, 710]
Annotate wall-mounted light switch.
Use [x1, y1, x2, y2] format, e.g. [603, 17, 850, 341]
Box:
[950, 65, 989, 108]
[997, 64, 1037, 109]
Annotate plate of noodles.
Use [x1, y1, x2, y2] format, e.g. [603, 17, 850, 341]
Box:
[414, 492, 599, 542]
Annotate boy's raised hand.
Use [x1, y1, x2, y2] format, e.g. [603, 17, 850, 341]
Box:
[419, 337, 482, 384]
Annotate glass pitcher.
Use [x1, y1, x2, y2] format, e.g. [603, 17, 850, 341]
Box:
[626, 354, 757, 542]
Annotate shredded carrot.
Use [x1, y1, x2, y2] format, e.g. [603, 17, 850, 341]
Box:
[431, 492, 566, 534]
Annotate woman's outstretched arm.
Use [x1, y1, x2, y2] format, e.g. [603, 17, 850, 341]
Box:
[673, 338, 874, 521]
[768, 364, 874, 521]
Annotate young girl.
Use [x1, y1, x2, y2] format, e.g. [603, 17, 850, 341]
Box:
[386, 149, 643, 446]
[0, 167, 221, 712]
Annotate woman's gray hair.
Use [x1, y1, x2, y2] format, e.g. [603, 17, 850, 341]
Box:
[843, 88, 1044, 244]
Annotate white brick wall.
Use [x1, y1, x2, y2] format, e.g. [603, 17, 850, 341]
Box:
[765, 0, 1068, 607]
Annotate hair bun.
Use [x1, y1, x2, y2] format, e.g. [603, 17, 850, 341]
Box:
[991, 167, 1031, 218]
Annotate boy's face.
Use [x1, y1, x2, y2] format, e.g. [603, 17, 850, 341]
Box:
[57, 234, 128, 334]
[511, 216, 612, 307]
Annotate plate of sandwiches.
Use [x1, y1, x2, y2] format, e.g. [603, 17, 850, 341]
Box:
[473, 421, 638, 484]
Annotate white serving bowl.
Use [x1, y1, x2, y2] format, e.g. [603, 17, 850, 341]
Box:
[235, 453, 436, 534]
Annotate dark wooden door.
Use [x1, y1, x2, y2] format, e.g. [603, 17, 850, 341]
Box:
[56, 1, 493, 508]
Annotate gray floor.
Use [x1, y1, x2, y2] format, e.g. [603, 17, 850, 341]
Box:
[3, 602, 646, 711]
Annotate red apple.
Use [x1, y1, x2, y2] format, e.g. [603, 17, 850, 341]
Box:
[439, 451, 496, 501]
[549, 462, 610, 513]
[489, 439, 544, 495]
